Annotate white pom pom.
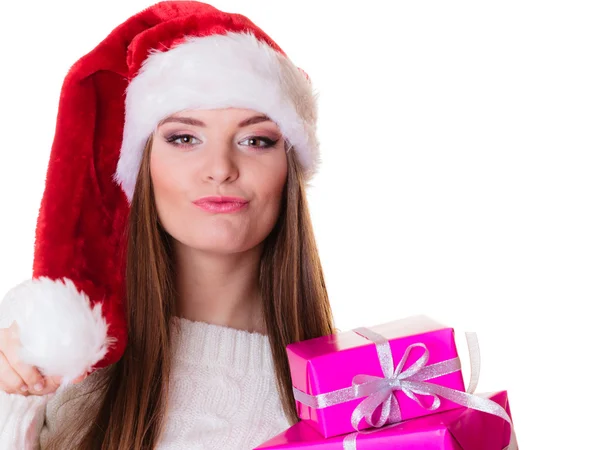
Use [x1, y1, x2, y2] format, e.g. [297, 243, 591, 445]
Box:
[1, 277, 112, 383]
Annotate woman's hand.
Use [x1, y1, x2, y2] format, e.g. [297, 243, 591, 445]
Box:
[0, 321, 88, 396]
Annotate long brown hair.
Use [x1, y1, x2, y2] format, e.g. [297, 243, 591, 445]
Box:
[45, 134, 335, 449]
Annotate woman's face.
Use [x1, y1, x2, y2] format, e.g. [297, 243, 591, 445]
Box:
[150, 108, 288, 254]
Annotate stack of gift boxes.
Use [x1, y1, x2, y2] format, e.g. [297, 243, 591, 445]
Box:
[255, 315, 518, 449]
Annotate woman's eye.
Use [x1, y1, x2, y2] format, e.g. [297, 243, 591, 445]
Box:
[166, 134, 200, 147]
[240, 136, 279, 149]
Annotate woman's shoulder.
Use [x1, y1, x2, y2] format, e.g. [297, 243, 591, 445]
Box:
[45, 368, 104, 413]
[40, 367, 108, 448]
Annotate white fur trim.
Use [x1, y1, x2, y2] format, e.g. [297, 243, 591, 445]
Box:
[1, 277, 112, 383]
[114, 31, 319, 202]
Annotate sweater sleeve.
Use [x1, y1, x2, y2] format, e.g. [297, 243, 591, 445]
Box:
[0, 373, 101, 450]
[0, 390, 50, 450]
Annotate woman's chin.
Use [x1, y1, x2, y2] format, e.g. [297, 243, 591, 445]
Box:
[191, 239, 253, 255]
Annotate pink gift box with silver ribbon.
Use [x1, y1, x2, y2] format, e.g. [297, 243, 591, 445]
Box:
[287, 316, 469, 438]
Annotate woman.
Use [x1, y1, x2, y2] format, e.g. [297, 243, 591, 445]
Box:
[0, 2, 335, 449]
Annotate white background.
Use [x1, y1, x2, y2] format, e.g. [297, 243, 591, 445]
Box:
[1, 1, 598, 448]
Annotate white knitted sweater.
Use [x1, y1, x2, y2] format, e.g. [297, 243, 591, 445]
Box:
[0, 315, 292, 449]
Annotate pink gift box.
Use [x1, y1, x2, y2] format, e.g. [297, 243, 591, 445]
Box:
[255, 391, 515, 450]
[286, 315, 466, 438]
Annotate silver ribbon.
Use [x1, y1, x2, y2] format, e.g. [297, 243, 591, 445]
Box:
[292, 327, 518, 450]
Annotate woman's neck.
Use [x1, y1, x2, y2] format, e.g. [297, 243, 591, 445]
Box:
[173, 240, 266, 334]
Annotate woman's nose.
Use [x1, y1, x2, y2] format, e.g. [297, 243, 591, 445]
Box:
[200, 143, 239, 184]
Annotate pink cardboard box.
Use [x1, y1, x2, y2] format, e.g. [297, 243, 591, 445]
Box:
[286, 315, 466, 438]
[255, 391, 515, 450]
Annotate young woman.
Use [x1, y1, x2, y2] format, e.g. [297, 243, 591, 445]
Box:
[0, 2, 335, 449]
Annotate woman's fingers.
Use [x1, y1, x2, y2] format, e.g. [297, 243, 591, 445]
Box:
[0, 321, 47, 394]
[0, 350, 29, 395]
[0, 321, 88, 397]
[39, 375, 62, 395]
[48, 375, 63, 386]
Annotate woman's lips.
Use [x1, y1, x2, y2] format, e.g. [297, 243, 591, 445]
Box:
[192, 196, 249, 213]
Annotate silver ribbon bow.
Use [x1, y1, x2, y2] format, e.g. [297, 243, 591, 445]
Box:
[347, 327, 461, 429]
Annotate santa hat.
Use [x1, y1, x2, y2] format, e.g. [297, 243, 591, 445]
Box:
[1, 0, 319, 382]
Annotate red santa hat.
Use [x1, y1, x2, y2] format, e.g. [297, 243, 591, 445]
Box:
[1, 0, 319, 382]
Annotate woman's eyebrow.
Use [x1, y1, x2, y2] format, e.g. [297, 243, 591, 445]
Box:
[157, 114, 273, 128]
[238, 114, 273, 127]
